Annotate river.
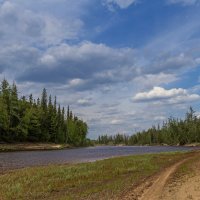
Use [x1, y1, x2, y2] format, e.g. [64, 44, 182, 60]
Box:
[0, 146, 199, 172]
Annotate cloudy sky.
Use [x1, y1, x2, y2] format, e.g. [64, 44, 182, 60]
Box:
[1, 0, 200, 138]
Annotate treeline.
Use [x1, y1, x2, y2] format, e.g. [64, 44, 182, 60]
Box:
[0, 79, 88, 146]
[98, 134, 129, 145]
[98, 107, 200, 146]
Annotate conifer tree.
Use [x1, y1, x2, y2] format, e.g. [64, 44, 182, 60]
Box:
[29, 94, 33, 105]
[10, 82, 20, 139]
[37, 98, 40, 106]
[0, 79, 88, 145]
[41, 88, 47, 111]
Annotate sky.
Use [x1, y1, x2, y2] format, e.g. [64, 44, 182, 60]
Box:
[0, 0, 200, 139]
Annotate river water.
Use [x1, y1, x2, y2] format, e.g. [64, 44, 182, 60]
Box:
[0, 146, 198, 172]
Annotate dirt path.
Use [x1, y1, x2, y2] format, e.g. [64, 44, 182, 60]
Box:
[122, 152, 199, 200]
[161, 153, 200, 200]
[162, 173, 200, 200]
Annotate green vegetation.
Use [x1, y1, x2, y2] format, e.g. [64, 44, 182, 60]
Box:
[0, 152, 188, 200]
[98, 134, 129, 145]
[98, 107, 200, 146]
[0, 79, 88, 146]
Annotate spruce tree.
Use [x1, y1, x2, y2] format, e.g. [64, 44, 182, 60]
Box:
[29, 94, 33, 105]
[10, 82, 20, 139]
[41, 88, 47, 111]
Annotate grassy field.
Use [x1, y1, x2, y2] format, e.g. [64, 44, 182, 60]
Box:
[0, 151, 191, 200]
[0, 143, 71, 152]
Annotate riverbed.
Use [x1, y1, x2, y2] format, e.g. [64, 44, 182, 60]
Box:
[0, 146, 198, 172]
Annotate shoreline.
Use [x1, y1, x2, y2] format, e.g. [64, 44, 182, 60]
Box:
[0, 151, 197, 200]
[0, 142, 199, 153]
[0, 143, 73, 152]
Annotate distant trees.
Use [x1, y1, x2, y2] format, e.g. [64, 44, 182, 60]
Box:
[130, 107, 200, 146]
[0, 79, 88, 146]
[98, 107, 200, 146]
[98, 134, 129, 145]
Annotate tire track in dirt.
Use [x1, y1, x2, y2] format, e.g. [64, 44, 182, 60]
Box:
[122, 153, 197, 200]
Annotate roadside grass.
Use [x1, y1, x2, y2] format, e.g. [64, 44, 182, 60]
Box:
[169, 153, 200, 182]
[0, 152, 189, 200]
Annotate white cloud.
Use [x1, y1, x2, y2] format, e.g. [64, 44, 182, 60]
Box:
[110, 119, 123, 125]
[40, 55, 56, 66]
[195, 57, 200, 64]
[167, 0, 200, 5]
[138, 15, 200, 80]
[77, 98, 93, 106]
[69, 79, 85, 87]
[132, 87, 200, 104]
[0, 1, 84, 46]
[133, 73, 178, 90]
[0, 44, 40, 78]
[133, 87, 187, 100]
[154, 116, 166, 121]
[103, 0, 137, 9]
[143, 53, 196, 74]
[17, 41, 137, 87]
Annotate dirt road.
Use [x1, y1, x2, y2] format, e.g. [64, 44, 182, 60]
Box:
[122, 152, 200, 200]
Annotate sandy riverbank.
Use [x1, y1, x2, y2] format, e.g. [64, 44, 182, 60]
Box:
[0, 143, 70, 152]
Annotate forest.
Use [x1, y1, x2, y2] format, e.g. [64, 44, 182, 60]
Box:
[98, 107, 200, 146]
[1, 79, 200, 147]
[0, 79, 88, 146]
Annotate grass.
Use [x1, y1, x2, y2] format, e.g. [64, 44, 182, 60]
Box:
[170, 152, 199, 182]
[0, 151, 190, 200]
